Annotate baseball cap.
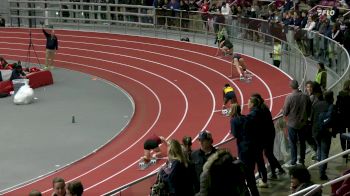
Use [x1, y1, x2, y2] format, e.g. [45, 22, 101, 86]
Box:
[198, 130, 212, 141]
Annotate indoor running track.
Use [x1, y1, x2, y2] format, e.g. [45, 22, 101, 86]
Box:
[0, 28, 292, 195]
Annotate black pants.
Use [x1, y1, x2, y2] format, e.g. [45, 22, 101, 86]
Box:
[263, 137, 282, 174]
[273, 60, 281, 68]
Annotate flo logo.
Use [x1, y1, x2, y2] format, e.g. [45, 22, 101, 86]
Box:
[317, 9, 335, 16]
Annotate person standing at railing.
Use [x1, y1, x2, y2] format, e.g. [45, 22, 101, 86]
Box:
[335, 80, 350, 159]
[313, 91, 336, 181]
[304, 15, 317, 56]
[42, 27, 58, 70]
[315, 62, 327, 92]
[283, 79, 311, 168]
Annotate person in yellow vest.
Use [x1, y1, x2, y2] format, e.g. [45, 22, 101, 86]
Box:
[271, 40, 282, 68]
[315, 62, 327, 91]
[223, 83, 237, 110]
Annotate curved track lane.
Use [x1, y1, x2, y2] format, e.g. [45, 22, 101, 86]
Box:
[0, 28, 291, 195]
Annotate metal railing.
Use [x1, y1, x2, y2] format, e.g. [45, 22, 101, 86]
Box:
[4, 1, 350, 195]
[290, 173, 350, 196]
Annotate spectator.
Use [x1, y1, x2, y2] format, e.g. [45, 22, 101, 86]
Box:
[195, 149, 250, 196]
[289, 166, 321, 195]
[141, 134, 167, 163]
[229, 103, 260, 195]
[182, 136, 193, 161]
[52, 177, 66, 196]
[246, 95, 268, 188]
[42, 27, 58, 70]
[29, 190, 42, 196]
[304, 15, 317, 56]
[10, 64, 26, 81]
[0, 57, 9, 69]
[312, 91, 335, 180]
[180, 0, 190, 29]
[251, 93, 286, 180]
[283, 79, 311, 167]
[66, 180, 84, 196]
[332, 23, 343, 44]
[336, 80, 350, 159]
[315, 62, 327, 91]
[200, 0, 210, 30]
[191, 130, 216, 193]
[304, 81, 321, 159]
[159, 139, 195, 195]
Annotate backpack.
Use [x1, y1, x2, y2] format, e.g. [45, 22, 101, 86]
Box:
[318, 104, 338, 137]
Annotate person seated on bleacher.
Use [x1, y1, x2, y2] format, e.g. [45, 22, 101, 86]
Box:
[10, 63, 26, 81]
[0, 56, 11, 69]
[289, 166, 322, 195]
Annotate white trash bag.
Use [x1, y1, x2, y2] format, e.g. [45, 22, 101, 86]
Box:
[13, 83, 34, 105]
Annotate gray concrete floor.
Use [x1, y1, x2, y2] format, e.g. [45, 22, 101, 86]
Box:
[0, 68, 133, 191]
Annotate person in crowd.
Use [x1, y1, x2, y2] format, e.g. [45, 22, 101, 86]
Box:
[0, 57, 9, 69]
[304, 81, 321, 160]
[10, 64, 26, 81]
[158, 139, 195, 195]
[230, 103, 260, 195]
[271, 40, 282, 68]
[311, 90, 335, 180]
[182, 135, 193, 161]
[315, 62, 327, 92]
[289, 166, 321, 195]
[66, 180, 84, 196]
[331, 23, 343, 44]
[246, 95, 269, 188]
[283, 79, 311, 167]
[191, 130, 217, 193]
[200, 0, 210, 30]
[29, 190, 42, 196]
[141, 134, 167, 163]
[42, 26, 58, 70]
[52, 177, 66, 196]
[222, 83, 237, 110]
[251, 93, 285, 180]
[304, 15, 317, 56]
[336, 80, 350, 159]
[196, 149, 250, 196]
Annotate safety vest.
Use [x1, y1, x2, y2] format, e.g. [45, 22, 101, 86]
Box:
[273, 44, 281, 61]
[224, 86, 234, 94]
[315, 70, 326, 84]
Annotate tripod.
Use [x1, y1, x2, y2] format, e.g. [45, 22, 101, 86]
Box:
[26, 29, 41, 68]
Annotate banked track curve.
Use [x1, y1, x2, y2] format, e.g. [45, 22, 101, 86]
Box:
[0, 28, 291, 195]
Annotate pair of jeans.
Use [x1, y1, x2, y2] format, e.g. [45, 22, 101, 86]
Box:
[288, 126, 306, 165]
[317, 135, 332, 176]
[263, 136, 283, 174]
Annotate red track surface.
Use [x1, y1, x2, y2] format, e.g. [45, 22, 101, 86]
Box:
[0, 28, 291, 195]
